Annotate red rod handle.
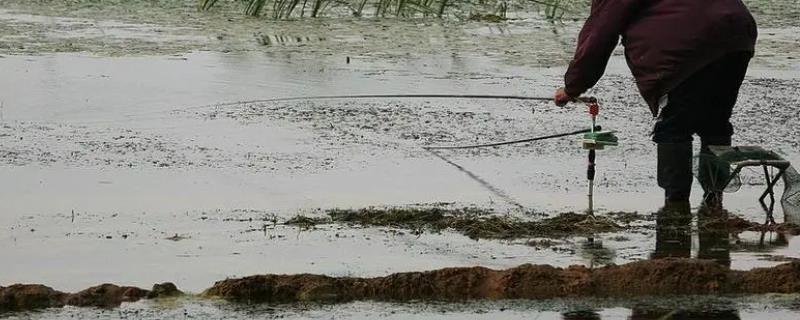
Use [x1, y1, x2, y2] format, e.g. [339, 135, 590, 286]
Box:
[588, 102, 599, 116]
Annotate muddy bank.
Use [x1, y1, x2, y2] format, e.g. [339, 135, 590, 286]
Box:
[285, 208, 633, 239]
[2, 249, 799, 313]
[204, 259, 800, 303]
[720, 215, 800, 235]
[0, 282, 181, 312]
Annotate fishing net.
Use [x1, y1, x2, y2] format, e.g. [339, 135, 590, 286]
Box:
[694, 152, 741, 194]
[693, 146, 800, 223]
[782, 166, 800, 224]
[692, 146, 789, 194]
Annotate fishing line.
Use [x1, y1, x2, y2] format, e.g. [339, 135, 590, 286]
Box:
[18, 93, 573, 209]
[425, 148, 526, 209]
[419, 126, 601, 208]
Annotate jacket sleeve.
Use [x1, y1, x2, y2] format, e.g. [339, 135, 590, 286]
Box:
[564, 0, 640, 97]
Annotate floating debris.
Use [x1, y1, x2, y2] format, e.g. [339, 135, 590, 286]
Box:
[165, 234, 191, 241]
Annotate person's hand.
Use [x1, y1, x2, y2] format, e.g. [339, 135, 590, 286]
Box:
[554, 87, 574, 107]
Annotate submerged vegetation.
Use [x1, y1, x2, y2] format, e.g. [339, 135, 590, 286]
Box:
[200, 0, 581, 20]
[285, 207, 629, 239]
[281, 207, 798, 241]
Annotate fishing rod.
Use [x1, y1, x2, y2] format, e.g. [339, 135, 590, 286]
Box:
[214, 94, 553, 103]
[422, 97, 600, 150]
[179, 94, 554, 112]
[423, 127, 600, 150]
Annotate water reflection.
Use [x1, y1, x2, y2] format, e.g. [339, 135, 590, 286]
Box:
[646, 202, 798, 267]
[561, 308, 742, 319]
[628, 309, 740, 319]
[732, 229, 790, 253]
[255, 33, 328, 46]
[562, 310, 601, 320]
[562, 203, 745, 320]
[697, 208, 733, 267]
[580, 239, 616, 268]
[652, 201, 692, 260]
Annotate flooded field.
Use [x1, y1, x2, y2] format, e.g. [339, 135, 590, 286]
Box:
[1, 0, 800, 318]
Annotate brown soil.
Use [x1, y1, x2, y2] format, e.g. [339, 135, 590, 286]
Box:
[0, 284, 67, 311]
[66, 284, 150, 308]
[5, 259, 798, 311]
[732, 262, 800, 293]
[717, 216, 800, 234]
[590, 259, 729, 296]
[0, 282, 182, 312]
[204, 259, 800, 303]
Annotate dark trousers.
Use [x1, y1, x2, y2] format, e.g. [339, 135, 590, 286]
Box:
[652, 52, 751, 201]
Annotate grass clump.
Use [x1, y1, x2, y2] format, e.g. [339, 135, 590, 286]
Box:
[285, 215, 330, 229]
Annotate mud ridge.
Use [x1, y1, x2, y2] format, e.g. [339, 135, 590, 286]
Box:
[204, 259, 800, 303]
[0, 282, 182, 312]
[4, 259, 799, 311]
[721, 215, 800, 235]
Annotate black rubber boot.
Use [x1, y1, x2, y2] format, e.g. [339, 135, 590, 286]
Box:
[699, 136, 732, 208]
[657, 142, 694, 202]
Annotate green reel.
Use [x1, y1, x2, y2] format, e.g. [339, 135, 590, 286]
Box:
[582, 130, 619, 150]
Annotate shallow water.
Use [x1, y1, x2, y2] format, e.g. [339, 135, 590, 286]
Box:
[5, 296, 800, 319]
[1, 50, 798, 295]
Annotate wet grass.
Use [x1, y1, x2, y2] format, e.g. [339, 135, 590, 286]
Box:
[200, 0, 220, 11]
[606, 211, 651, 225]
[285, 207, 630, 239]
[200, 0, 580, 19]
[284, 214, 329, 229]
[282, 207, 800, 241]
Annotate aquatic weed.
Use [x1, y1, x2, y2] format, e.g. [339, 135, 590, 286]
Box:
[285, 214, 329, 229]
[316, 207, 626, 239]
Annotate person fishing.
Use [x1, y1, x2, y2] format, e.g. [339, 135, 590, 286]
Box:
[554, 0, 758, 208]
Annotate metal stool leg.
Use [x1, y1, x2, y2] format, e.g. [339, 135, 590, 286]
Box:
[759, 165, 786, 225]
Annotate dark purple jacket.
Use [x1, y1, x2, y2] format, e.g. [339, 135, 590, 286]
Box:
[564, 0, 757, 116]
